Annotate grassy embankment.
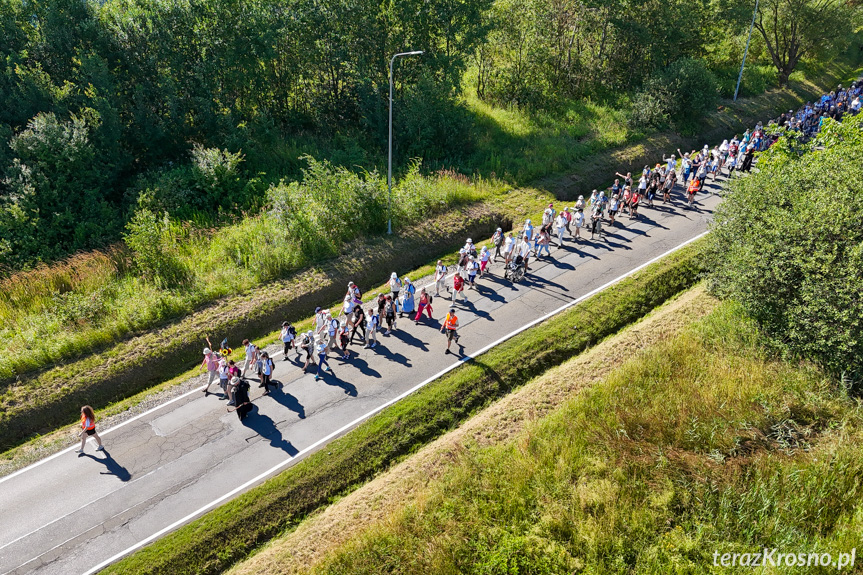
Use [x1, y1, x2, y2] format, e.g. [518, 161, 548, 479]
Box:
[1, 60, 859, 458]
[292, 298, 863, 574]
[101, 237, 706, 575]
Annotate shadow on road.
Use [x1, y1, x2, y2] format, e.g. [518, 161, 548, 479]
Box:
[242, 406, 299, 456]
[374, 343, 413, 368]
[316, 370, 359, 396]
[390, 328, 430, 352]
[80, 450, 132, 482]
[270, 383, 306, 419]
[340, 355, 381, 378]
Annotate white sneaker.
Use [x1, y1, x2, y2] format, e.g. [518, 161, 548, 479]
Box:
[75, 449, 83, 454]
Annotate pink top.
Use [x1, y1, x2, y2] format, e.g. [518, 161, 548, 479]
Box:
[202, 353, 219, 371]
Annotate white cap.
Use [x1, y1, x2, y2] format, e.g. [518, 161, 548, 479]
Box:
[203, 348, 211, 355]
[391, 272, 397, 279]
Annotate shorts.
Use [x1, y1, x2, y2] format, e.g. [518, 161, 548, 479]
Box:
[446, 329, 457, 341]
[85, 429, 96, 436]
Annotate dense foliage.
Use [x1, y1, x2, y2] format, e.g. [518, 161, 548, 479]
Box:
[0, 0, 858, 269]
[708, 114, 863, 386]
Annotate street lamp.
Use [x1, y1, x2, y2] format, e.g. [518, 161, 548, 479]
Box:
[734, 0, 759, 101]
[387, 50, 424, 235]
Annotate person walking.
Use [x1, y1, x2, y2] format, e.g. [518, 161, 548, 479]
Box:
[400, 277, 416, 318]
[76, 405, 104, 454]
[492, 228, 504, 262]
[389, 272, 402, 304]
[232, 378, 252, 421]
[339, 321, 351, 360]
[479, 246, 490, 277]
[201, 347, 220, 396]
[314, 339, 332, 381]
[536, 227, 551, 257]
[383, 295, 397, 334]
[573, 209, 584, 240]
[503, 232, 515, 267]
[452, 271, 468, 304]
[226, 360, 241, 405]
[555, 212, 567, 248]
[434, 260, 449, 296]
[466, 256, 479, 289]
[218, 356, 230, 400]
[241, 339, 258, 378]
[350, 305, 366, 343]
[280, 322, 296, 360]
[326, 312, 340, 354]
[415, 287, 433, 324]
[441, 308, 460, 354]
[260, 351, 276, 395]
[365, 307, 379, 349]
[299, 331, 314, 373]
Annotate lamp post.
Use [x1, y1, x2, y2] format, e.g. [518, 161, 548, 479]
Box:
[734, 0, 759, 101]
[388, 50, 424, 235]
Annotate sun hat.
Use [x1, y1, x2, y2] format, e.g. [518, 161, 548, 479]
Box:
[203, 348, 211, 355]
[230, 376, 240, 384]
[390, 272, 397, 279]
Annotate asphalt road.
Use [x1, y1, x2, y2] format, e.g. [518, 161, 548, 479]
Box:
[0, 180, 724, 575]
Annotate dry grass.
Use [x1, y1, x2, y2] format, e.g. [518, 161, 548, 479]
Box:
[226, 285, 719, 575]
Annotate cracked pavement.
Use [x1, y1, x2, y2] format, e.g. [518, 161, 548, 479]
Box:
[0, 183, 722, 574]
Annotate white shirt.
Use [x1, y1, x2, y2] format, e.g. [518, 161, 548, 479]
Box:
[574, 212, 584, 227]
[435, 264, 447, 279]
[503, 236, 514, 254]
[555, 214, 567, 229]
[280, 327, 294, 343]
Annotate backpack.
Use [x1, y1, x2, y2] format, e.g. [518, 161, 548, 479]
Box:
[428, 294, 433, 304]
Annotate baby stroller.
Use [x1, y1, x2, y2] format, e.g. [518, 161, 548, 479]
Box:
[505, 255, 526, 282]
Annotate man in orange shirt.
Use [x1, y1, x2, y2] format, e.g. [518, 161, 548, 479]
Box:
[440, 307, 460, 354]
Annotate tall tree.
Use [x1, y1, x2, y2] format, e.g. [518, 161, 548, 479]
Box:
[754, 0, 851, 85]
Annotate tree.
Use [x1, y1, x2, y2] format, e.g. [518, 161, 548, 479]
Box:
[754, 0, 852, 86]
[707, 115, 863, 387]
[0, 112, 118, 267]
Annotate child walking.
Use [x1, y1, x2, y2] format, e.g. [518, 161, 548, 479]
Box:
[77, 405, 104, 454]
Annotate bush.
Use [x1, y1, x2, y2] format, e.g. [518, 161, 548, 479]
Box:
[0, 112, 118, 268]
[707, 114, 863, 388]
[124, 207, 190, 288]
[132, 145, 264, 222]
[630, 58, 719, 132]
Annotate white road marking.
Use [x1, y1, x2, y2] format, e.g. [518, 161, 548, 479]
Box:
[81, 230, 707, 575]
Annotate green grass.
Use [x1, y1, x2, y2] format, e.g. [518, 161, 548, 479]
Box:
[311, 300, 863, 574]
[101, 236, 706, 575]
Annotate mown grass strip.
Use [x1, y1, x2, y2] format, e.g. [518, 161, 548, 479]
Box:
[102, 237, 706, 575]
